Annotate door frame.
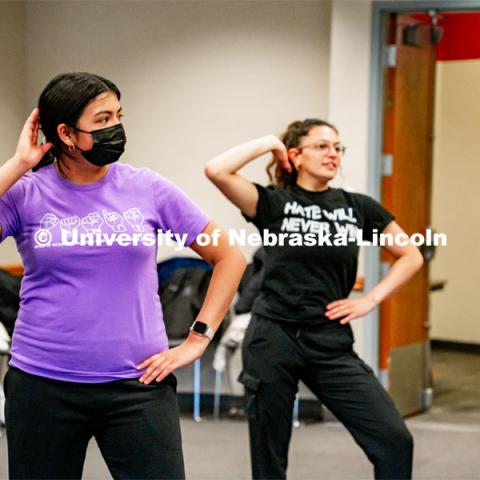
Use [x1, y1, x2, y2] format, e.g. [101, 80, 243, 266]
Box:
[365, 0, 480, 380]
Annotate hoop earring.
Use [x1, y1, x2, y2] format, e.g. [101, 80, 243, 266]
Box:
[68, 143, 75, 153]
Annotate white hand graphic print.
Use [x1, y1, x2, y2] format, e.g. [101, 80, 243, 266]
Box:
[123, 208, 145, 232]
[81, 212, 104, 233]
[60, 215, 81, 232]
[102, 209, 127, 232]
[39, 213, 59, 230]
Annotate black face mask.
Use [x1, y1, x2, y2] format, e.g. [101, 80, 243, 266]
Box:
[71, 123, 127, 166]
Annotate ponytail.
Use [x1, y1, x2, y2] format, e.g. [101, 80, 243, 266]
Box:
[266, 118, 338, 188]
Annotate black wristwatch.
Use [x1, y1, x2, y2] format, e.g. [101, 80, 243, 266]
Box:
[189, 320, 214, 341]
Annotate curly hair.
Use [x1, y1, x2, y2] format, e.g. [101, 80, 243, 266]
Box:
[266, 118, 338, 188]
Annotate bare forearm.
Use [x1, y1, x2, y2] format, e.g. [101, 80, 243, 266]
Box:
[204, 135, 280, 178]
[195, 249, 246, 333]
[367, 251, 423, 305]
[0, 156, 29, 197]
[139, 246, 246, 383]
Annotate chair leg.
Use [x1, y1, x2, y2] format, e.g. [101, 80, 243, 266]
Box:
[213, 369, 222, 420]
[0, 353, 8, 433]
[293, 393, 300, 428]
[193, 358, 201, 422]
[0, 383, 5, 434]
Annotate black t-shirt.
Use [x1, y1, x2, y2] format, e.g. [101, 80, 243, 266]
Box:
[242, 184, 395, 325]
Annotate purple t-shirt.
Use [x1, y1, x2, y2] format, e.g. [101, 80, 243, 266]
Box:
[0, 162, 209, 383]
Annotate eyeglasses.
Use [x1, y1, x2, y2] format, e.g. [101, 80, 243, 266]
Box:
[298, 142, 346, 156]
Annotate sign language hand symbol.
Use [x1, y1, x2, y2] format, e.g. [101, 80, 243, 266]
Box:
[102, 209, 127, 232]
[81, 212, 104, 233]
[123, 208, 145, 232]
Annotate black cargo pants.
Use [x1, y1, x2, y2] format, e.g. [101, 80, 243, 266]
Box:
[239, 315, 413, 480]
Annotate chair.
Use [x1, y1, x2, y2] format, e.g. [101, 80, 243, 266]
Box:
[0, 322, 10, 432]
[293, 394, 300, 428]
[212, 311, 249, 419]
[168, 337, 203, 422]
[158, 257, 214, 422]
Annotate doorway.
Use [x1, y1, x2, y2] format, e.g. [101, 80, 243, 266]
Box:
[371, 1, 480, 416]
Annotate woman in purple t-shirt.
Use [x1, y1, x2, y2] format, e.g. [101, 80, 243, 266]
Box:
[0, 72, 246, 479]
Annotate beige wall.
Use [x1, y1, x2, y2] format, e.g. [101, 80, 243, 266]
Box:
[0, 2, 26, 264]
[328, 0, 371, 194]
[328, 0, 373, 358]
[21, 0, 332, 260]
[430, 60, 480, 344]
[3, 0, 471, 364]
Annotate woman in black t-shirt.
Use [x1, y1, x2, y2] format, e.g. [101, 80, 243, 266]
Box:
[205, 119, 423, 480]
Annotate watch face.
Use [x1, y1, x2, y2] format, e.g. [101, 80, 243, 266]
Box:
[192, 321, 208, 335]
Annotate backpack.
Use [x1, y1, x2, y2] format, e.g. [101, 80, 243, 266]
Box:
[158, 257, 230, 341]
[159, 267, 212, 340]
[0, 268, 22, 337]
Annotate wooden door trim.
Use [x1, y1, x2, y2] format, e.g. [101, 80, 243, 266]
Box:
[366, 1, 480, 374]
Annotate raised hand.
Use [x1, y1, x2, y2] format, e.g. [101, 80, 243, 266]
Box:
[270, 136, 290, 172]
[81, 212, 104, 233]
[123, 208, 144, 232]
[39, 213, 59, 230]
[102, 209, 127, 232]
[60, 215, 81, 233]
[14, 108, 54, 171]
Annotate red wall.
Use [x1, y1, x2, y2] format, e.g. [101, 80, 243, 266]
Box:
[413, 12, 480, 61]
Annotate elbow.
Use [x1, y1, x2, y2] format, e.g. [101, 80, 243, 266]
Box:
[238, 249, 248, 272]
[204, 162, 231, 185]
[227, 247, 248, 279]
[413, 248, 424, 272]
[237, 252, 248, 282]
[227, 246, 247, 270]
[211, 243, 247, 272]
[204, 162, 220, 182]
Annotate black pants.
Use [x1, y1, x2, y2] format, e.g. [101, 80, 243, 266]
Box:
[239, 315, 413, 480]
[4, 366, 185, 479]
